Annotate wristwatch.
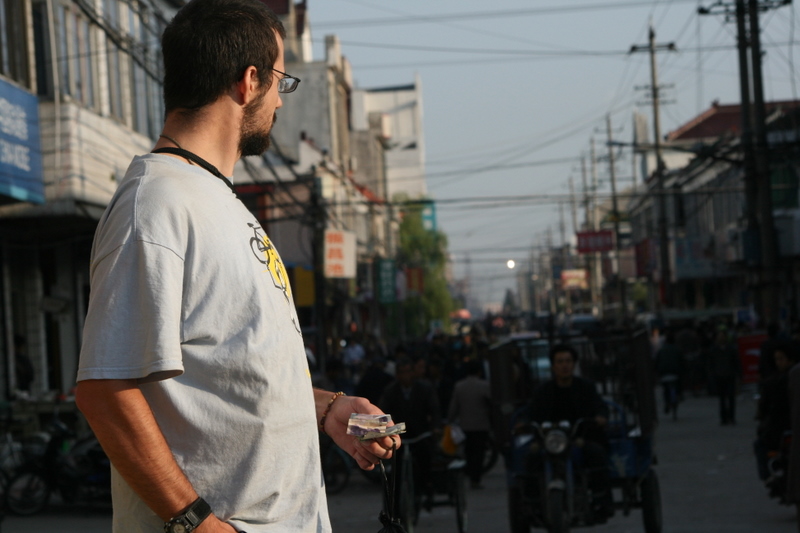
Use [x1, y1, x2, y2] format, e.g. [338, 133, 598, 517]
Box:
[164, 497, 212, 533]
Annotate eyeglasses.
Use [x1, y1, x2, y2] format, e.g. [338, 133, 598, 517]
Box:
[272, 68, 301, 94]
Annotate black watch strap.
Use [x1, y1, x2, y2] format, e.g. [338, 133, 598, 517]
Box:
[164, 497, 212, 532]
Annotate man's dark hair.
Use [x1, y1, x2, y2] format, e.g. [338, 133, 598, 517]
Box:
[161, 0, 286, 115]
[549, 343, 578, 365]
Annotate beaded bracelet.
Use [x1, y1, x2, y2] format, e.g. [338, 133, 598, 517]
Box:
[319, 391, 345, 435]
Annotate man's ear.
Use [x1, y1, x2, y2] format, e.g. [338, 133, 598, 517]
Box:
[235, 66, 260, 105]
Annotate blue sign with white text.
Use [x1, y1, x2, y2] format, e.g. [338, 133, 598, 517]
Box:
[0, 77, 43, 204]
[421, 201, 436, 232]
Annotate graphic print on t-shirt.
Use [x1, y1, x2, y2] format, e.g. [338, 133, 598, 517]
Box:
[248, 222, 301, 334]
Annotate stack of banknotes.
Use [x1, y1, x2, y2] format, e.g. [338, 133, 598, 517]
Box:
[346, 413, 407, 440]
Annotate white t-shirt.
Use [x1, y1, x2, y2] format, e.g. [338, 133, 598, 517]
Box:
[78, 154, 330, 532]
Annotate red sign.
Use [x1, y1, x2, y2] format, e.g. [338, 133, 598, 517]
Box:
[737, 333, 767, 384]
[405, 267, 424, 295]
[576, 230, 614, 254]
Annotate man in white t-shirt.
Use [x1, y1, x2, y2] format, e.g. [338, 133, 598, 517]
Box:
[75, 1, 398, 532]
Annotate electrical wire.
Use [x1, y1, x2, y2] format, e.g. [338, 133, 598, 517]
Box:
[314, 0, 702, 29]
[332, 0, 584, 51]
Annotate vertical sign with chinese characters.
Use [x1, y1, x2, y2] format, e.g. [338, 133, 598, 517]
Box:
[378, 259, 396, 304]
[324, 230, 356, 278]
[0, 77, 43, 204]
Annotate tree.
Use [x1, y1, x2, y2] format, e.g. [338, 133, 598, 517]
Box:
[396, 199, 454, 338]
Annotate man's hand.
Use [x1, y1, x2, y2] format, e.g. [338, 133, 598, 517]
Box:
[323, 394, 401, 470]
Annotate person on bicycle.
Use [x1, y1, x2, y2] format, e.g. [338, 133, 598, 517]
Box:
[380, 356, 441, 512]
[655, 330, 684, 418]
[525, 343, 612, 520]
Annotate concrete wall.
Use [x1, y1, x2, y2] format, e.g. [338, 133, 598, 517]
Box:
[38, 101, 152, 207]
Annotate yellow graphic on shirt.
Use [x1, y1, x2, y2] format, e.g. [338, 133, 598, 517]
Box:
[248, 222, 300, 334]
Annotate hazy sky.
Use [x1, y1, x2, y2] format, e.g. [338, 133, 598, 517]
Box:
[308, 0, 800, 309]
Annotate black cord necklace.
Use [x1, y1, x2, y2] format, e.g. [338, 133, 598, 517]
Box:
[152, 135, 238, 197]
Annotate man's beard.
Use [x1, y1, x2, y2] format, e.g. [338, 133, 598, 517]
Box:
[239, 93, 275, 157]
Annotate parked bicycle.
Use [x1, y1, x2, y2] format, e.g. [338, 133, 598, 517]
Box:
[5, 410, 110, 515]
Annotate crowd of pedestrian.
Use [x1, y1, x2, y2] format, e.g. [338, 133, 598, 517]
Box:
[310, 328, 496, 493]
[649, 315, 800, 528]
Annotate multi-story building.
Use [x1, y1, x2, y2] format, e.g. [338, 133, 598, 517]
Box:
[0, 0, 414, 398]
[0, 0, 177, 399]
[628, 100, 800, 321]
[351, 76, 427, 201]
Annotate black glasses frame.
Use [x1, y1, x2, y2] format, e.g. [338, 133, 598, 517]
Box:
[272, 68, 301, 94]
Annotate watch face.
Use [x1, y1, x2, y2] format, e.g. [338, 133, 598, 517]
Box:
[171, 524, 187, 533]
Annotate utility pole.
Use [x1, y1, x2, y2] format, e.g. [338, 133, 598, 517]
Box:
[590, 138, 602, 317]
[559, 202, 572, 314]
[569, 176, 579, 238]
[581, 157, 595, 315]
[311, 177, 328, 371]
[630, 24, 676, 311]
[749, 0, 780, 323]
[699, 0, 789, 322]
[607, 114, 627, 322]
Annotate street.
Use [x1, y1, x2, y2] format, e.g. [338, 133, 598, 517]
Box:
[2, 391, 795, 533]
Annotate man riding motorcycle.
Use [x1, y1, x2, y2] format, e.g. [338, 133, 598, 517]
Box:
[523, 343, 613, 521]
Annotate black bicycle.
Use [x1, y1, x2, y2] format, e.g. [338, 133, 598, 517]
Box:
[394, 431, 468, 533]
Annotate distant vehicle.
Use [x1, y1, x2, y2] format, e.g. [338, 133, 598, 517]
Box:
[563, 314, 603, 335]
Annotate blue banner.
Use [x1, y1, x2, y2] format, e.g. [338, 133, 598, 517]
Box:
[0, 78, 43, 204]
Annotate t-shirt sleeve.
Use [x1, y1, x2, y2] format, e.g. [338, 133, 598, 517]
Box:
[78, 238, 185, 383]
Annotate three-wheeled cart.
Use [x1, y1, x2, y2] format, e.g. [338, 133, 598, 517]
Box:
[490, 327, 663, 533]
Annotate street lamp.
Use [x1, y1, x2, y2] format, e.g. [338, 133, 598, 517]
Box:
[507, 259, 516, 269]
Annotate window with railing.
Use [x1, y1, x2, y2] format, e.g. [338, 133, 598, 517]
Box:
[0, 0, 29, 87]
[30, 0, 167, 137]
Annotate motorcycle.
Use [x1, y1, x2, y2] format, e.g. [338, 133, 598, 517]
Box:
[764, 431, 792, 505]
[5, 417, 111, 515]
[509, 418, 610, 533]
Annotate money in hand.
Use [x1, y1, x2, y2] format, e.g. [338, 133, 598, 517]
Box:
[346, 413, 406, 440]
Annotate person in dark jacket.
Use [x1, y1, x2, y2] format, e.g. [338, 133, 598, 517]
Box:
[754, 346, 798, 481]
[380, 357, 441, 510]
[786, 362, 800, 530]
[655, 330, 684, 418]
[527, 344, 612, 519]
[708, 329, 743, 425]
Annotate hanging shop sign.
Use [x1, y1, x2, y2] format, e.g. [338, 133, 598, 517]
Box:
[324, 229, 356, 278]
[576, 230, 614, 254]
[561, 269, 588, 290]
[0, 77, 43, 204]
[378, 259, 396, 304]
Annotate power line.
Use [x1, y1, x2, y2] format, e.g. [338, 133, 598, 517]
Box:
[314, 0, 701, 29]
